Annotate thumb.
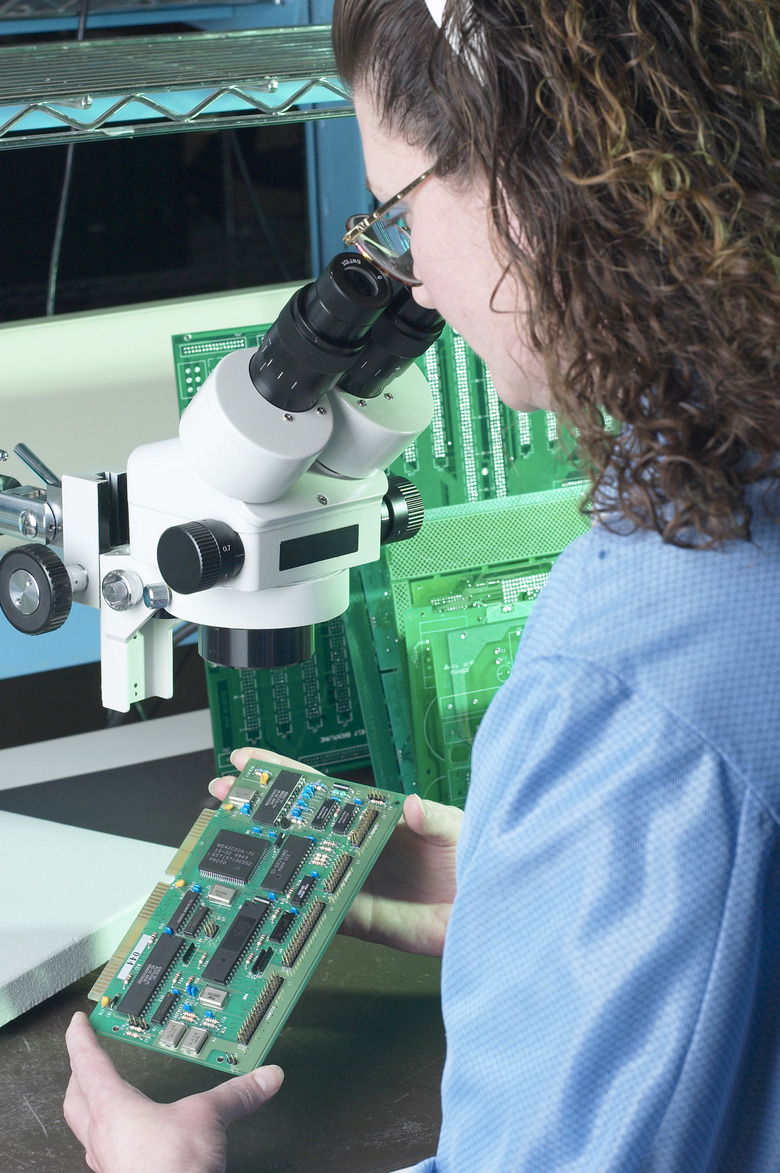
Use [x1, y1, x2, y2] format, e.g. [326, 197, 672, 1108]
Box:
[201, 1065, 284, 1128]
[403, 793, 463, 846]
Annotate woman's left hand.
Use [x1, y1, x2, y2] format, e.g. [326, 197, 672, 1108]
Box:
[64, 1012, 283, 1173]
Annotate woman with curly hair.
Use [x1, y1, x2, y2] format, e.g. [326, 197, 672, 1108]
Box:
[65, 2, 780, 1170]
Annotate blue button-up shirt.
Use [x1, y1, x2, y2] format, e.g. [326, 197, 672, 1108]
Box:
[413, 483, 780, 1171]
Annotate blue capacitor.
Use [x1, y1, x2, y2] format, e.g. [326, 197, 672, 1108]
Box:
[192, 884, 203, 893]
[164, 926, 173, 935]
[241, 802, 251, 815]
[205, 1010, 214, 1019]
[184, 1003, 192, 1013]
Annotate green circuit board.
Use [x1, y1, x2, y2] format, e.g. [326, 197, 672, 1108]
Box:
[88, 758, 403, 1075]
[344, 488, 589, 804]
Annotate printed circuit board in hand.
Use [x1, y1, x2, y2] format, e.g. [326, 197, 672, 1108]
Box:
[88, 758, 403, 1075]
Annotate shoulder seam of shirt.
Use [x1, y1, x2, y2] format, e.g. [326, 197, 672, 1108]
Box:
[527, 648, 780, 831]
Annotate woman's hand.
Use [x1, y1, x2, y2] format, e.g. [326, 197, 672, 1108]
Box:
[64, 1012, 283, 1173]
[211, 748, 462, 958]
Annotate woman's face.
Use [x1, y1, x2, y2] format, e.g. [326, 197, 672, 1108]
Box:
[353, 88, 551, 414]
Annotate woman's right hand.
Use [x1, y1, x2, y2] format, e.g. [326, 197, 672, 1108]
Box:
[210, 748, 462, 958]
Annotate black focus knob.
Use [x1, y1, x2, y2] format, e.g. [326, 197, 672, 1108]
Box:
[0, 544, 72, 634]
[156, 520, 245, 595]
[380, 476, 424, 545]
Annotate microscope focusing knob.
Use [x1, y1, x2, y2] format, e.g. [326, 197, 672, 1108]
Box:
[157, 520, 245, 595]
[0, 544, 72, 634]
[380, 476, 425, 545]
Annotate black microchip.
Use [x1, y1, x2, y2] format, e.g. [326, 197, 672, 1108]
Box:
[252, 769, 300, 826]
[199, 830, 269, 886]
[202, 899, 271, 985]
[251, 947, 273, 975]
[291, 874, 316, 906]
[117, 934, 183, 1019]
[312, 798, 338, 830]
[151, 991, 179, 1025]
[334, 803, 359, 835]
[270, 911, 297, 943]
[166, 890, 199, 933]
[182, 906, 209, 938]
[260, 835, 312, 894]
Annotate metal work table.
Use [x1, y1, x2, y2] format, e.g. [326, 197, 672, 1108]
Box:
[0, 733, 444, 1172]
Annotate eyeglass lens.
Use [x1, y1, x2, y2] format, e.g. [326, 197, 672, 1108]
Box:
[344, 212, 418, 285]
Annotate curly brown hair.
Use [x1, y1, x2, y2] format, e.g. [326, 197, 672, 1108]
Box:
[333, 0, 780, 545]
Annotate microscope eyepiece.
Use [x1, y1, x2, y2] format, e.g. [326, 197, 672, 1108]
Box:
[338, 286, 445, 399]
[248, 254, 392, 414]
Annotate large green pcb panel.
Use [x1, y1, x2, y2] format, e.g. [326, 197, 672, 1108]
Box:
[89, 757, 403, 1075]
[172, 316, 589, 804]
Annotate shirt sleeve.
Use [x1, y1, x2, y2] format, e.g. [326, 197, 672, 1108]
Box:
[432, 653, 779, 1171]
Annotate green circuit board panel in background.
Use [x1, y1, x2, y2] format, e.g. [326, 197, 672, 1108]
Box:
[344, 488, 589, 805]
[89, 758, 403, 1075]
[171, 320, 585, 787]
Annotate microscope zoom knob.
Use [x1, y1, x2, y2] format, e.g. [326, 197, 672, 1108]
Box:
[157, 520, 245, 595]
[0, 544, 72, 634]
[381, 476, 424, 545]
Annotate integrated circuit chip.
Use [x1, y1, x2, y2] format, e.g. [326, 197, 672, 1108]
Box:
[166, 890, 199, 933]
[334, 803, 359, 836]
[151, 991, 179, 1025]
[252, 769, 300, 826]
[311, 798, 338, 830]
[260, 835, 312, 894]
[199, 830, 269, 886]
[202, 898, 271, 985]
[269, 911, 297, 943]
[182, 906, 209, 938]
[291, 874, 316, 906]
[116, 934, 184, 1020]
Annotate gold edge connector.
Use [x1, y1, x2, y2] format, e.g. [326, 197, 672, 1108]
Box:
[165, 808, 216, 876]
[88, 881, 170, 1001]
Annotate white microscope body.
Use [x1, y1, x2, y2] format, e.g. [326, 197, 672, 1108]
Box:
[0, 255, 441, 711]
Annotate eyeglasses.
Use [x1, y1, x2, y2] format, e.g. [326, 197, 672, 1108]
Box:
[343, 163, 437, 287]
